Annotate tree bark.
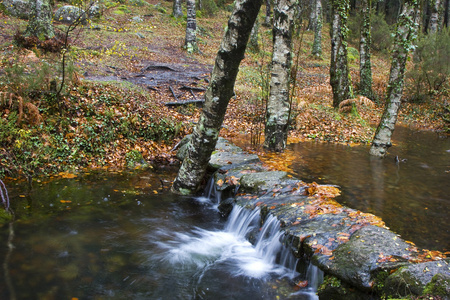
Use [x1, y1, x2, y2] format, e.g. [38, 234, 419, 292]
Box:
[173, 0, 183, 18]
[369, 0, 420, 157]
[311, 0, 323, 57]
[359, 0, 374, 99]
[249, 19, 260, 52]
[264, 0, 272, 26]
[172, 0, 262, 195]
[25, 0, 55, 40]
[330, 0, 353, 108]
[185, 0, 198, 53]
[428, 0, 443, 33]
[307, 0, 317, 30]
[264, 0, 297, 151]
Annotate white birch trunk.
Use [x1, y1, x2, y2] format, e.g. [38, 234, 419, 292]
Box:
[369, 0, 420, 157]
[173, 0, 183, 18]
[359, 0, 374, 98]
[311, 0, 323, 57]
[330, 0, 353, 108]
[264, 0, 297, 151]
[185, 0, 198, 53]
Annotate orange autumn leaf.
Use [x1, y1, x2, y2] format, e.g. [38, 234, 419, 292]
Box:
[58, 172, 77, 179]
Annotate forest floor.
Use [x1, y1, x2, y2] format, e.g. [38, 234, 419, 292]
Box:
[0, 0, 448, 178]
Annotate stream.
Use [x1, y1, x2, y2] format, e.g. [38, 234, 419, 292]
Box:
[0, 169, 321, 299]
[0, 126, 447, 298]
[288, 126, 449, 251]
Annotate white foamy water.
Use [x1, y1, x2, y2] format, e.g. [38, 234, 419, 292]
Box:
[153, 206, 298, 279]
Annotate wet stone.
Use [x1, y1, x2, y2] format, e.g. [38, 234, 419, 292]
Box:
[384, 259, 450, 298]
[316, 225, 412, 291]
[239, 171, 289, 193]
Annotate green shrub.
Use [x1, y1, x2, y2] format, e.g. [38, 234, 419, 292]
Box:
[406, 28, 450, 103]
[200, 0, 218, 16]
[370, 13, 393, 53]
[347, 47, 359, 63]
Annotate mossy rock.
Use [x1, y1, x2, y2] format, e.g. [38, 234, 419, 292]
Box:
[385, 259, 450, 298]
[318, 275, 377, 300]
[423, 273, 450, 298]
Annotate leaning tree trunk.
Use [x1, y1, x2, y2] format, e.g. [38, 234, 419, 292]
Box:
[172, 0, 262, 195]
[173, 0, 183, 18]
[264, 0, 297, 151]
[369, 0, 420, 157]
[330, 0, 353, 108]
[185, 0, 198, 53]
[311, 0, 323, 57]
[359, 0, 374, 99]
[25, 0, 55, 39]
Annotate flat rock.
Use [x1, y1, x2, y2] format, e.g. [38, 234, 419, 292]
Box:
[316, 225, 412, 291]
[385, 259, 450, 298]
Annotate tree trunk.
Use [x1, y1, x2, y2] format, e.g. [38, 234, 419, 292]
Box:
[369, 0, 420, 157]
[172, 0, 262, 195]
[185, 0, 198, 53]
[173, 0, 183, 18]
[359, 0, 374, 99]
[264, 0, 297, 151]
[249, 19, 260, 52]
[428, 0, 443, 33]
[25, 0, 55, 40]
[307, 0, 317, 30]
[264, 0, 272, 26]
[330, 0, 353, 108]
[311, 0, 323, 57]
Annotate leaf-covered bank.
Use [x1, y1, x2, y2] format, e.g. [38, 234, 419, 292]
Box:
[1, 0, 448, 180]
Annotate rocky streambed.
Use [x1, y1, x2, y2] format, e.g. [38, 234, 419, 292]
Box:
[178, 137, 450, 299]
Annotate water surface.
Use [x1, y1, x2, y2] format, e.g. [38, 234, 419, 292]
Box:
[0, 169, 320, 299]
[288, 126, 449, 251]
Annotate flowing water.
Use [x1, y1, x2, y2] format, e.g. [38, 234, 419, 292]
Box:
[287, 126, 449, 251]
[0, 169, 322, 299]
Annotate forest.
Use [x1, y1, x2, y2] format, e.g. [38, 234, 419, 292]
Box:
[0, 0, 449, 298]
[0, 0, 448, 181]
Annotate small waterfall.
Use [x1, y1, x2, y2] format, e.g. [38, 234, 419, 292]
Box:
[161, 177, 323, 297]
[202, 177, 222, 204]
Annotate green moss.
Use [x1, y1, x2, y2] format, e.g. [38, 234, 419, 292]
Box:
[422, 273, 450, 297]
[319, 275, 342, 292]
[0, 209, 13, 225]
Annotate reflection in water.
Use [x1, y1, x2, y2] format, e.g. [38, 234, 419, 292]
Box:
[0, 170, 320, 299]
[288, 126, 449, 251]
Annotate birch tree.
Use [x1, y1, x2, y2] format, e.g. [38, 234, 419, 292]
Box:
[173, 0, 183, 18]
[359, 0, 374, 98]
[185, 0, 198, 53]
[264, 0, 297, 151]
[172, 0, 262, 195]
[311, 0, 323, 57]
[25, 0, 55, 39]
[330, 0, 353, 108]
[428, 0, 443, 33]
[370, 0, 420, 157]
[264, 0, 272, 26]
